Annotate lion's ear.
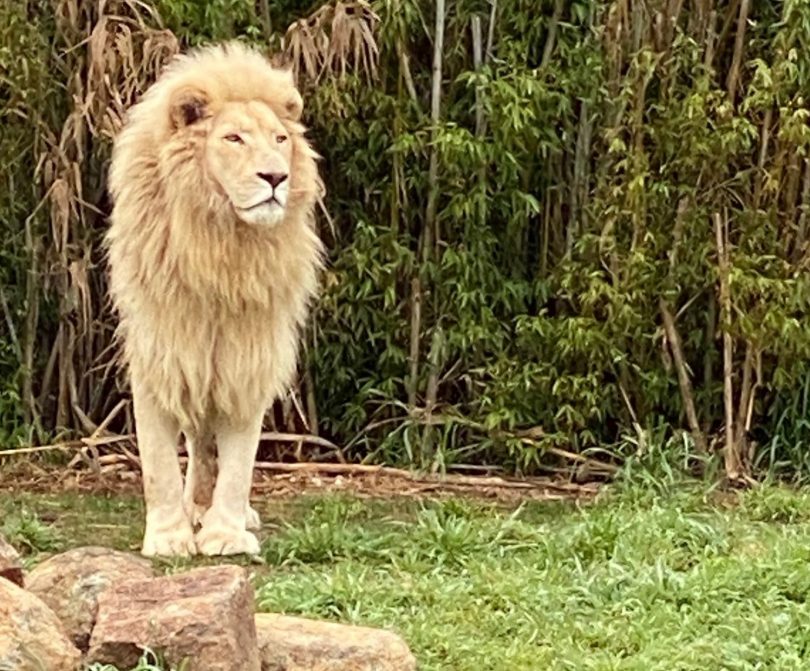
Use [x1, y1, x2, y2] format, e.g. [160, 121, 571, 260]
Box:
[282, 89, 304, 121]
[168, 86, 209, 129]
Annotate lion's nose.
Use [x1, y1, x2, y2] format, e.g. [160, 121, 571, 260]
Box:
[258, 172, 288, 189]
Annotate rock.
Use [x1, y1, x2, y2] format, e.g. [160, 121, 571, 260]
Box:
[86, 564, 260, 671]
[0, 534, 23, 587]
[0, 578, 82, 671]
[255, 614, 417, 671]
[26, 546, 154, 652]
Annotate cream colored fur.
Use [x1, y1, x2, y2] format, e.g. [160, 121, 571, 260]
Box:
[105, 42, 324, 557]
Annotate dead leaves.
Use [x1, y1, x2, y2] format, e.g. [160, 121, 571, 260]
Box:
[284, 0, 380, 85]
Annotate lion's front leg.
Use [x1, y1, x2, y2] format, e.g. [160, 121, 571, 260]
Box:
[132, 382, 197, 558]
[195, 411, 263, 556]
[183, 431, 217, 528]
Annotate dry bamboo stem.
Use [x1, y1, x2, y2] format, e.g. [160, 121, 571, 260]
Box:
[259, 431, 341, 452]
[659, 300, 708, 453]
[0, 433, 135, 458]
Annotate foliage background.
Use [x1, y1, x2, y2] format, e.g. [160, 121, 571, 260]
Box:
[2, 0, 810, 480]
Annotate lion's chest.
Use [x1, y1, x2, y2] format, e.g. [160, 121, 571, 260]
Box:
[130, 293, 300, 429]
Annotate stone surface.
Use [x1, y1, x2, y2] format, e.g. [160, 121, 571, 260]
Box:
[255, 614, 417, 671]
[0, 534, 23, 587]
[86, 564, 260, 671]
[0, 578, 82, 671]
[26, 546, 155, 651]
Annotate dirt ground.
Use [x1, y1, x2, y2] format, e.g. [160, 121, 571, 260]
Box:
[0, 455, 601, 506]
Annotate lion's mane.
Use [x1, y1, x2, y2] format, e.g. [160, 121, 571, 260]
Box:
[105, 42, 324, 433]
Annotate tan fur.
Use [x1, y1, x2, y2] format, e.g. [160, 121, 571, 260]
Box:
[105, 42, 324, 557]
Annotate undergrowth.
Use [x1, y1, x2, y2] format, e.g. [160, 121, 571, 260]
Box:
[3, 1, 810, 480]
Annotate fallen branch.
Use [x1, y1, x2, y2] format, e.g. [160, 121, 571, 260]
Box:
[0, 433, 134, 458]
[259, 431, 342, 453]
[253, 460, 596, 492]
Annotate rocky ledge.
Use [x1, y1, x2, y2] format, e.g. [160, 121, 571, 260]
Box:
[0, 534, 416, 671]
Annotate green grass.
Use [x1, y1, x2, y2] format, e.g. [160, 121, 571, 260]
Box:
[5, 482, 810, 669]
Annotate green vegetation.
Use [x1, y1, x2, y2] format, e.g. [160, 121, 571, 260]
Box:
[3, 1, 810, 480]
[7, 481, 810, 670]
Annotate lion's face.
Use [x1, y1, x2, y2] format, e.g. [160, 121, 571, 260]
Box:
[205, 101, 294, 227]
[161, 67, 308, 230]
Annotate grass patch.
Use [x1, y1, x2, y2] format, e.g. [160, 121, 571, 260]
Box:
[4, 483, 810, 669]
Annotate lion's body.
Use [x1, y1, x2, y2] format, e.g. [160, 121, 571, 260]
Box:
[106, 194, 320, 432]
[106, 45, 322, 433]
[105, 42, 324, 557]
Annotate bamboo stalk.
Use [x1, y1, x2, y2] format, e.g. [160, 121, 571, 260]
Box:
[471, 16, 484, 136]
[540, 0, 564, 68]
[795, 159, 810, 260]
[0, 285, 21, 360]
[725, 0, 750, 103]
[714, 211, 741, 480]
[471, 15, 488, 229]
[303, 357, 319, 437]
[733, 342, 754, 470]
[703, 9, 717, 68]
[703, 292, 716, 436]
[423, 326, 443, 469]
[753, 107, 772, 208]
[659, 300, 708, 453]
[423, 0, 447, 263]
[397, 48, 420, 108]
[22, 209, 41, 430]
[485, 0, 498, 60]
[258, 0, 272, 39]
[406, 277, 422, 410]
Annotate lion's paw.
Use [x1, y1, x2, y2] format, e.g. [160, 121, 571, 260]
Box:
[246, 505, 262, 531]
[142, 521, 197, 558]
[195, 525, 261, 557]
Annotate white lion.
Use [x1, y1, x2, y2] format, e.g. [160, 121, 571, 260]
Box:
[105, 42, 324, 557]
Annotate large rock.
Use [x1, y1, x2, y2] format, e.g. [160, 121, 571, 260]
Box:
[0, 534, 23, 587]
[26, 546, 155, 651]
[0, 578, 82, 671]
[256, 614, 416, 671]
[86, 564, 261, 671]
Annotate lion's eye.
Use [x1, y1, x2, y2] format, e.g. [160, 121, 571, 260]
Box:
[224, 133, 244, 144]
[276, 134, 288, 144]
